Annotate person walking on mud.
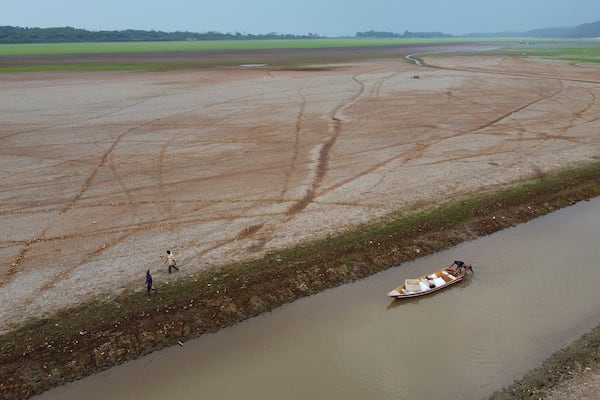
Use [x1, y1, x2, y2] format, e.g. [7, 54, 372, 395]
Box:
[166, 250, 179, 273]
[146, 270, 153, 295]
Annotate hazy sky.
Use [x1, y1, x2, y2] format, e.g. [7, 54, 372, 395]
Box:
[3, 0, 599, 36]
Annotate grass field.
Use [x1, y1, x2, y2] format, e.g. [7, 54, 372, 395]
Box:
[501, 44, 600, 63]
[0, 37, 533, 73]
[2, 37, 595, 73]
[0, 37, 523, 56]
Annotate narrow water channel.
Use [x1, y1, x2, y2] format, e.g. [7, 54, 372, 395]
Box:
[34, 197, 600, 400]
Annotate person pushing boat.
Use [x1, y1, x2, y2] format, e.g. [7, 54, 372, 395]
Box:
[447, 260, 473, 274]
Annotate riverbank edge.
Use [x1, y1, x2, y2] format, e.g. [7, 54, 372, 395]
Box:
[488, 323, 600, 399]
[1, 161, 600, 400]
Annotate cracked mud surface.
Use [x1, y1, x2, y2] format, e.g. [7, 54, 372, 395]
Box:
[2, 54, 600, 332]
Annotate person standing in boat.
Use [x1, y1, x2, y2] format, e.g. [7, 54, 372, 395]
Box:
[447, 260, 473, 274]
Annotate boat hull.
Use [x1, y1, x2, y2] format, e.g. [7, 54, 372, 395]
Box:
[387, 268, 465, 299]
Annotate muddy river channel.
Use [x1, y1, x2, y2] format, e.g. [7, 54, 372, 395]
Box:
[34, 197, 600, 400]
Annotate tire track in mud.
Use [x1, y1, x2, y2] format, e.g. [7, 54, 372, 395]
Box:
[315, 74, 572, 200]
[346, 72, 400, 137]
[48, 91, 275, 270]
[180, 85, 316, 257]
[106, 107, 213, 227]
[472, 82, 565, 133]
[6, 80, 332, 274]
[3, 74, 341, 313]
[439, 70, 599, 151]
[63, 122, 157, 213]
[179, 74, 369, 258]
[351, 71, 403, 181]
[422, 59, 600, 87]
[1, 120, 155, 289]
[436, 80, 579, 178]
[92, 98, 175, 219]
[153, 107, 218, 220]
[511, 85, 597, 143]
[2, 227, 50, 285]
[284, 71, 419, 203]
[96, 82, 280, 227]
[148, 84, 305, 259]
[184, 223, 268, 261]
[107, 158, 139, 221]
[572, 86, 597, 120]
[278, 89, 306, 199]
[1, 97, 154, 142]
[157, 137, 176, 218]
[13, 205, 284, 305]
[14, 227, 143, 314]
[152, 87, 286, 223]
[286, 75, 366, 216]
[3, 207, 288, 246]
[37, 232, 133, 293]
[311, 72, 404, 197]
[426, 80, 568, 165]
[284, 120, 339, 216]
[26, 109, 245, 294]
[85, 98, 155, 122]
[16, 154, 303, 208]
[32, 204, 270, 295]
[445, 77, 515, 123]
[371, 72, 400, 100]
[0, 124, 65, 141]
[415, 52, 600, 128]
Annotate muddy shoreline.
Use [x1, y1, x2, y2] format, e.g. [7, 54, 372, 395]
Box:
[489, 322, 600, 399]
[0, 162, 599, 400]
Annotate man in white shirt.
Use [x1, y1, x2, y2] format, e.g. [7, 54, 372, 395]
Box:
[166, 250, 179, 273]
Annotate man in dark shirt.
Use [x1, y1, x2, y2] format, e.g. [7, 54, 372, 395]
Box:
[146, 270, 153, 295]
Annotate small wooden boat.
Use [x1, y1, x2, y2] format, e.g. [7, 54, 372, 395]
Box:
[387, 268, 465, 299]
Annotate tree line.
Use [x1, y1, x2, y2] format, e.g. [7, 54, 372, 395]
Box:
[1, 21, 599, 44]
[358, 21, 600, 39]
[562, 21, 600, 38]
[0, 26, 321, 44]
[355, 30, 451, 39]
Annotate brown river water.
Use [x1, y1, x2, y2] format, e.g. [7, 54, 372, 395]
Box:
[34, 197, 600, 400]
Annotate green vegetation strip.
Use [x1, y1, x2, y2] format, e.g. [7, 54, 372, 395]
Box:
[1, 38, 585, 73]
[0, 37, 526, 56]
[500, 45, 600, 63]
[0, 64, 159, 73]
[2, 161, 600, 399]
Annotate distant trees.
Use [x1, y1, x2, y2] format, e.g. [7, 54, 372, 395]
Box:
[563, 21, 600, 38]
[355, 30, 451, 39]
[356, 20, 600, 39]
[0, 26, 322, 44]
[356, 31, 402, 38]
[2, 21, 599, 44]
[521, 21, 600, 38]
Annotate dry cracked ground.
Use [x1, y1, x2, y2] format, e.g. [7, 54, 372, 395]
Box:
[1, 54, 600, 336]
